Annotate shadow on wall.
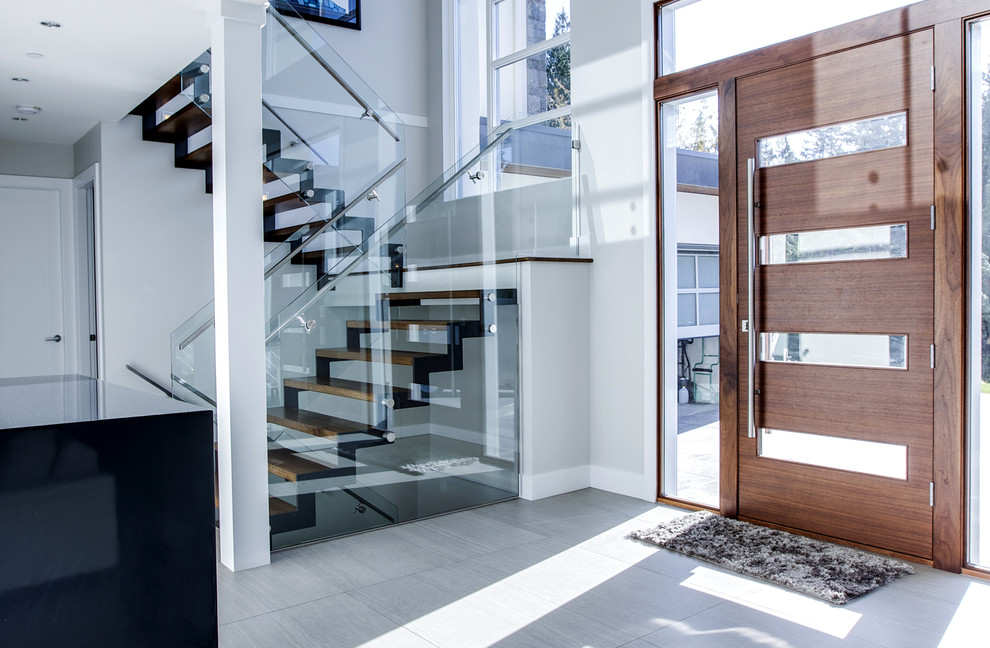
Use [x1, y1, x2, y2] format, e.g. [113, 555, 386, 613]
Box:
[577, 132, 650, 245]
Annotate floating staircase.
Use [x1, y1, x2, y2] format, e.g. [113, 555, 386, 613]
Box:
[134, 53, 413, 539]
[128, 56, 379, 279]
[261, 288, 515, 537]
[155, 9, 526, 548]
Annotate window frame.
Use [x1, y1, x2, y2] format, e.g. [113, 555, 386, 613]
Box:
[676, 250, 719, 338]
[486, 0, 572, 136]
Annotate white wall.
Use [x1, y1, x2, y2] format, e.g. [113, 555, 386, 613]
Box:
[0, 140, 74, 179]
[73, 126, 102, 178]
[304, 0, 442, 195]
[519, 261, 591, 499]
[676, 192, 719, 246]
[80, 117, 214, 393]
[572, 0, 658, 500]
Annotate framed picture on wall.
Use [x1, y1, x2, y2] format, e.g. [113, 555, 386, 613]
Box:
[272, 0, 361, 30]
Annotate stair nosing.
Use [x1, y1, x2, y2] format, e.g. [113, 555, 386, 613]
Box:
[267, 406, 377, 438]
[315, 347, 443, 367]
[346, 320, 454, 332]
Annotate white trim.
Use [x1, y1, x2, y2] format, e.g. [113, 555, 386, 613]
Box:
[486, 0, 496, 138]
[491, 31, 572, 70]
[441, 0, 457, 169]
[491, 106, 572, 134]
[72, 163, 103, 380]
[641, 0, 661, 504]
[591, 465, 651, 500]
[520, 466, 591, 500]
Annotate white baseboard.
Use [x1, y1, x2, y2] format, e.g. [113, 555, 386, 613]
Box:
[520, 465, 590, 501]
[589, 465, 653, 502]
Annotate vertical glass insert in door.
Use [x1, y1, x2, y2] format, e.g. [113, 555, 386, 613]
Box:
[659, 91, 720, 507]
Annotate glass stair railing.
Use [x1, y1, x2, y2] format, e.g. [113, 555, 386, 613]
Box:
[166, 1, 582, 548]
[262, 124, 582, 548]
[169, 2, 409, 408]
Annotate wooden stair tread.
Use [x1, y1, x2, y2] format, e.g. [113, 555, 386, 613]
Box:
[144, 102, 212, 143]
[381, 290, 483, 303]
[284, 376, 420, 407]
[284, 376, 376, 402]
[265, 222, 321, 242]
[347, 320, 452, 332]
[267, 447, 337, 482]
[264, 189, 339, 217]
[176, 142, 212, 169]
[298, 247, 358, 263]
[264, 193, 309, 216]
[130, 74, 181, 116]
[268, 497, 299, 516]
[267, 406, 375, 438]
[316, 347, 442, 366]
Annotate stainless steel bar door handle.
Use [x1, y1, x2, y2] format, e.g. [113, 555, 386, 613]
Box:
[45, 334, 62, 343]
[747, 157, 757, 439]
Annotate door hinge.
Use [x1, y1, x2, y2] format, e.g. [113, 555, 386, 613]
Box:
[931, 66, 936, 91]
[930, 481, 934, 507]
[741, 319, 749, 333]
[931, 205, 936, 230]
[931, 344, 936, 369]
[571, 139, 581, 151]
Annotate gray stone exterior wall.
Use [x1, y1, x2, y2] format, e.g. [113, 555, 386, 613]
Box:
[526, 0, 548, 116]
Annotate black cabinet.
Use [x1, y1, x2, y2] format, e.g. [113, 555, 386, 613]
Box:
[0, 375, 217, 647]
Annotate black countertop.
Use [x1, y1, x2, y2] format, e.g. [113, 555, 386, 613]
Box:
[0, 374, 208, 431]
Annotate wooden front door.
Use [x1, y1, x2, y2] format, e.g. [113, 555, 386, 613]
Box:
[735, 32, 935, 559]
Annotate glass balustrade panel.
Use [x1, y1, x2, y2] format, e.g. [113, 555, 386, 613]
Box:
[170, 301, 217, 409]
[265, 155, 520, 547]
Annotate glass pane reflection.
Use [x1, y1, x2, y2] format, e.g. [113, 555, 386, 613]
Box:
[759, 332, 907, 369]
[678, 294, 697, 326]
[761, 223, 908, 265]
[758, 112, 907, 168]
[760, 428, 907, 479]
[677, 255, 696, 288]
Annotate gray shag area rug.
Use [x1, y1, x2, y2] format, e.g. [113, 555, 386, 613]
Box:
[629, 511, 913, 604]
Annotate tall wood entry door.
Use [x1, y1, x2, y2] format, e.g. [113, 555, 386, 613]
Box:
[735, 31, 935, 559]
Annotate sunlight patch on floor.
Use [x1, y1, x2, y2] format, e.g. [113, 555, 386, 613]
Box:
[680, 566, 862, 638]
[937, 581, 990, 647]
[402, 521, 662, 645]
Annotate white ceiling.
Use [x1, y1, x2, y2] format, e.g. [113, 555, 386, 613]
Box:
[0, 0, 215, 146]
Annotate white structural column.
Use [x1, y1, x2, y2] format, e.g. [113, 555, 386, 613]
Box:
[211, 0, 270, 571]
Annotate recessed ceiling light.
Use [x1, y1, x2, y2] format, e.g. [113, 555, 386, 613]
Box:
[11, 77, 29, 83]
[25, 53, 44, 59]
[11, 117, 29, 122]
[15, 105, 42, 115]
[40, 20, 62, 28]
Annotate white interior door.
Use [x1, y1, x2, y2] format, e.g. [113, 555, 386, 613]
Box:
[0, 186, 66, 378]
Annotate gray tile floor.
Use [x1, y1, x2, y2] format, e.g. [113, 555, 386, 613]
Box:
[218, 489, 989, 647]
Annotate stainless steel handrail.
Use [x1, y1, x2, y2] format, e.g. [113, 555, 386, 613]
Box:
[414, 128, 512, 215]
[263, 99, 329, 166]
[747, 157, 757, 439]
[172, 374, 218, 408]
[263, 157, 407, 281]
[126, 364, 173, 398]
[178, 316, 215, 351]
[268, 9, 401, 143]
